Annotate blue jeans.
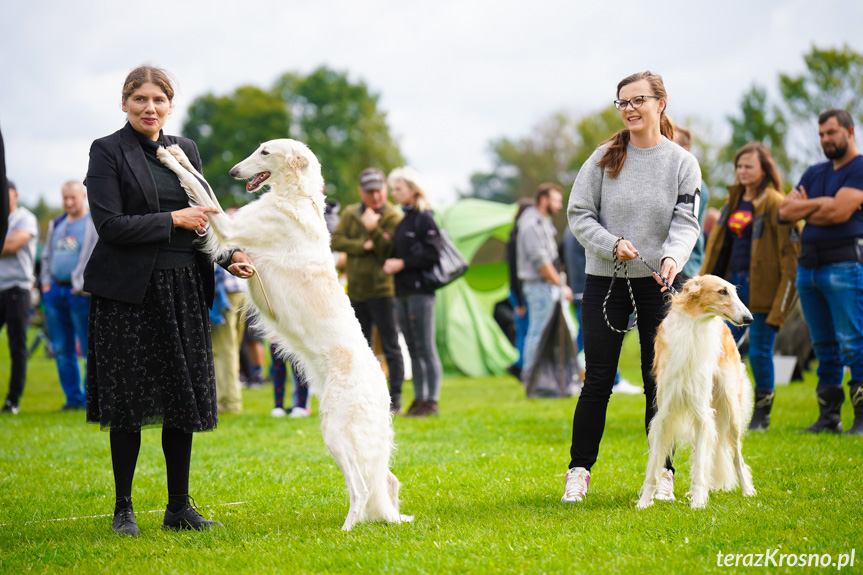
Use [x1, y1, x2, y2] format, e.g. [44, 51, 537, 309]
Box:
[43, 284, 90, 407]
[509, 291, 529, 368]
[727, 270, 778, 391]
[396, 294, 442, 402]
[522, 282, 559, 378]
[796, 262, 863, 388]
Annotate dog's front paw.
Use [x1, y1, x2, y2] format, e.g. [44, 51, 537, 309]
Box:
[742, 486, 757, 497]
[689, 489, 708, 509]
[399, 514, 414, 523]
[636, 496, 654, 509]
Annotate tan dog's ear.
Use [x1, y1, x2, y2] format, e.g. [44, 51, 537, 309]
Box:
[287, 152, 309, 173]
[682, 277, 702, 293]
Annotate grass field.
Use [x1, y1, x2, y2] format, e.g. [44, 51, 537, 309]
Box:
[0, 329, 860, 574]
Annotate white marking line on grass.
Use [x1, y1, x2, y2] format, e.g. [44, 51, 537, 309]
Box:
[0, 501, 249, 527]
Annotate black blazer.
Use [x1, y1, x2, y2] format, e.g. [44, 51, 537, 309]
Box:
[83, 122, 218, 306]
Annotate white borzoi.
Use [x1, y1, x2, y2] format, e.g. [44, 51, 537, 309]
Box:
[637, 275, 757, 509]
[156, 140, 411, 531]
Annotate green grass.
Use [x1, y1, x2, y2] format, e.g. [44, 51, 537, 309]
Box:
[0, 330, 860, 574]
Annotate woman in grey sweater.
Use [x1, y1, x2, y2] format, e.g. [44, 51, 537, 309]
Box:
[561, 71, 702, 505]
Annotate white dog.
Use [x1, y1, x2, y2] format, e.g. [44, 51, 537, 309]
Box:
[156, 140, 411, 531]
[637, 275, 757, 509]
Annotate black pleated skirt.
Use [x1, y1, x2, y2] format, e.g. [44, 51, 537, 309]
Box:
[86, 263, 218, 433]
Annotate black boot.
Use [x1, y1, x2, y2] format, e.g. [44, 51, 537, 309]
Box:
[112, 497, 140, 537]
[846, 381, 863, 436]
[748, 389, 774, 431]
[389, 393, 402, 415]
[801, 386, 844, 434]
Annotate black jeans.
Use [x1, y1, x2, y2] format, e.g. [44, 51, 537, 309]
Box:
[1, 287, 31, 406]
[568, 274, 680, 472]
[351, 296, 404, 397]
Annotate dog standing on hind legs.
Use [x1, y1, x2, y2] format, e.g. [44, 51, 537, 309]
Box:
[155, 140, 412, 531]
[637, 275, 757, 509]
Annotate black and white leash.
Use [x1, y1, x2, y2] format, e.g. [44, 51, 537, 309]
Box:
[602, 237, 678, 334]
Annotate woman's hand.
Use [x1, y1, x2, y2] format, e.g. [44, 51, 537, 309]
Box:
[656, 257, 678, 292]
[382, 258, 405, 275]
[615, 239, 638, 262]
[227, 251, 256, 278]
[172, 206, 220, 233]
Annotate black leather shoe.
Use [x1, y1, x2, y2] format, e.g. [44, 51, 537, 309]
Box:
[162, 498, 223, 531]
[112, 505, 140, 537]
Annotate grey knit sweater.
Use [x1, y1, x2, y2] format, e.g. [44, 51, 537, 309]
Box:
[567, 137, 702, 278]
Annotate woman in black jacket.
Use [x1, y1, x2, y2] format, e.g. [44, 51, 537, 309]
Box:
[383, 168, 442, 416]
[84, 65, 253, 537]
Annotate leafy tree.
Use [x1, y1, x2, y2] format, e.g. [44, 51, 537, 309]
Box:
[779, 44, 863, 163]
[183, 86, 288, 205]
[465, 107, 620, 203]
[724, 85, 792, 179]
[182, 66, 404, 207]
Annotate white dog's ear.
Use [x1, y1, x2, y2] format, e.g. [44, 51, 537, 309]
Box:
[287, 152, 309, 173]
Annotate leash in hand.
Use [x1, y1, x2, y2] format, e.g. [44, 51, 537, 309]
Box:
[602, 237, 677, 334]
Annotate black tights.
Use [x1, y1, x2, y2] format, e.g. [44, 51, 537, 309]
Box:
[110, 427, 193, 511]
[568, 275, 680, 472]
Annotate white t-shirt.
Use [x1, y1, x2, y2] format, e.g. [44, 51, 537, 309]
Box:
[0, 207, 39, 291]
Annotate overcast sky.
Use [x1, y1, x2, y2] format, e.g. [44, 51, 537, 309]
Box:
[1, 0, 861, 208]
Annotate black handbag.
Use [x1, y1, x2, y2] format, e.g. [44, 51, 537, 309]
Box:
[423, 229, 468, 289]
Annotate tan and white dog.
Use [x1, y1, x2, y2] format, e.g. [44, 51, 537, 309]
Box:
[637, 275, 757, 509]
[156, 140, 411, 531]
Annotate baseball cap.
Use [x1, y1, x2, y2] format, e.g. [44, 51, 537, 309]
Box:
[359, 168, 386, 192]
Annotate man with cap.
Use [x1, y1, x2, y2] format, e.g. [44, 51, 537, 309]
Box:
[331, 168, 405, 412]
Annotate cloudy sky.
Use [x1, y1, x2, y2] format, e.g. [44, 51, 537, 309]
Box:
[1, 0, 861, 207]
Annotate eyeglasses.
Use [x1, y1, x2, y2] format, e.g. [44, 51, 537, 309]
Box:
[613, 95, 660, 111]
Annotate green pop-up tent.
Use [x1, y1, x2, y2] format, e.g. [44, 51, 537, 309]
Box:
[432, 199, 518, 376]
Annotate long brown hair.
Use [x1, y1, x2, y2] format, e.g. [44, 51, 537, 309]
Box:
[597, 71, 674, 178]
[733, 142, 782, 194]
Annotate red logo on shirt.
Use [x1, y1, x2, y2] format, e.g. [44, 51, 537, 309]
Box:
[727, 210, 753, 238]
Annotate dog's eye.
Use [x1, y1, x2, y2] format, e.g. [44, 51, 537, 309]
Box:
[260, 150, 269, 156]
[719, 288, 728, 295]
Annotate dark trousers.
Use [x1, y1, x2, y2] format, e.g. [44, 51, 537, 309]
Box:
[351, 296, 404, 397]
[1, 287, 30, 406]
[568, 275, 679, 472]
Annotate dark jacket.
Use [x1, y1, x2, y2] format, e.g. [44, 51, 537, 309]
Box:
[330, 201, 403, 301]
[700, 184, 801, 327]
[83, 123, 218, 306]
[391, 206, 441, 296]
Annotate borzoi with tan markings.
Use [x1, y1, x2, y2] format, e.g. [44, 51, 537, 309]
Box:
[637, 275, 757, 509]
[156, 140, 411, 531]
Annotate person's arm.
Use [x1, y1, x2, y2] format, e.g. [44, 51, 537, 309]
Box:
[767, 208, 802, 328]
[778, 186, 825, 223]
[0, 229, 32, 257]
[661, 155, 703, 287]
[41, 219, 56, 291]
[567, 149, 619, 260]
[801, 186, 863, 225]
[86, 138, 175, 246]
[402, 212, 442, 270]
[330, 208, 368, 255]
[368, 209, 400, 260]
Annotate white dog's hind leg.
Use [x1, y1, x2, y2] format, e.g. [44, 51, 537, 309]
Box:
[388, 472, 414, 523]
[322, 420, 369, 531]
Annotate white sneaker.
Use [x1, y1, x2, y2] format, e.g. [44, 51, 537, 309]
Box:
[290, 406, 310, 418]
[561, 467, 590, 503]
[613, 379, 642, 395]
[655, 468, 676, 502]
[270, 407, 287, 418]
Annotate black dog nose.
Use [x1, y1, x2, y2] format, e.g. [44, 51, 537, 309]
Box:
[229, 167, 239, 178]
[742, 313, 754, 325]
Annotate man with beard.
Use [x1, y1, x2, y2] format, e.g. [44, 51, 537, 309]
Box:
[779, 108, 863, 436]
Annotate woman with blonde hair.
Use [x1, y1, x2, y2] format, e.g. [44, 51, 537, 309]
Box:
[701, 142, 800, 430]
[383, 167, 442, 416]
